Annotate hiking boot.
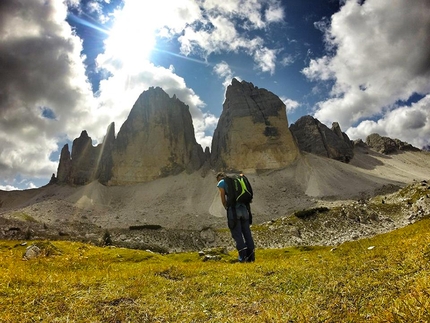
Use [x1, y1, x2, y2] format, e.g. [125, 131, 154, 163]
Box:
[246, 249, 255, 262]
[238, 248, 248, 262]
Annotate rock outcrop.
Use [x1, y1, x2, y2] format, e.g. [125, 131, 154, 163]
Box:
[109, 87, 206, 184]
[366, 133, 420, 154]
[289, 115, 354, 162]
[211, 78, 300, 172]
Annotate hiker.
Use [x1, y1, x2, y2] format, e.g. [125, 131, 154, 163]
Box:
[216, 172, 255, 262]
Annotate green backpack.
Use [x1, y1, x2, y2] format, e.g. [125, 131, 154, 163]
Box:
[224, 174, 253, 207]
[224, 174, 254, 226]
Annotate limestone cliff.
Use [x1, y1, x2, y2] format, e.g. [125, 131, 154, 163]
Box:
[56, 87, 205, 186]
[68, 130, 98, 185]
[56, 123, 115, 185]
[96, 122, 115, 184]
[109, 87, 206, 184]
[211, 78, 300, 172]
[56, 144, 72, 183]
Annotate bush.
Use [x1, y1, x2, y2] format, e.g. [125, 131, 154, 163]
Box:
[102, 230, 112, 246]
[294, 207, 329, 219]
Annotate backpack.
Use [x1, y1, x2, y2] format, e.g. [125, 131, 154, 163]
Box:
[224, 174, 253, 207]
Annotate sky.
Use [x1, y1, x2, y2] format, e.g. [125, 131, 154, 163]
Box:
[1, 0, 429, 191]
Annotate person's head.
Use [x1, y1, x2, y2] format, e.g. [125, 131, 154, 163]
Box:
[216, 172, 226, 182]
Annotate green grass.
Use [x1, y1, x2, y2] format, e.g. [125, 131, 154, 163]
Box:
[1, 218, 430, 322]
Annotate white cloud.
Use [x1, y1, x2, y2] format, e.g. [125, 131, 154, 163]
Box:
[281, 97, 300, 113]
[254, 47, 277, 74]
[0, 184, 20, 192]
[302, 0, 430, 148]
[178, 0, 283, 72]
[203, 0, 265, 29]
[265, 2, 284, 23]
[0, 0, 96, 184]
[213, 61, 235, 89]
[280, 54, 295, 67]
[347, 95, 430, 148]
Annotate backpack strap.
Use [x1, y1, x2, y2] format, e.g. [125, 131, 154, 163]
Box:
[246, 203, 252, 225]
[223, 176, 236, 208]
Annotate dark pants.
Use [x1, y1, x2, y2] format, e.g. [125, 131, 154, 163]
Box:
[227, 204, 255, 262]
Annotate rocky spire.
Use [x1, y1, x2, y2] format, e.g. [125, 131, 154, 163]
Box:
[289, 116, 354, 162]
[110, 87, 206, 184]
[69, 130, 99, 185]
[56, 144, 71, 183]
[211, 78, 300, 172]
[95, 122, 115, 184]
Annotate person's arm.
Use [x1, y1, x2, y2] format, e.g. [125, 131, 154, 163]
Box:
[218, 187, 227, 209]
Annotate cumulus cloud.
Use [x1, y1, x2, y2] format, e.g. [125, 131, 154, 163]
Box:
[347, 95, 430, 149]
[213, 61, 235, 89]
[178, 0, 283, 73]
[0, 0, 95, 188]
[265, 1, 284, 22]
[302, 0, 430, 148]
[254, 47, 278, 74]
[281, 97, 300, 113]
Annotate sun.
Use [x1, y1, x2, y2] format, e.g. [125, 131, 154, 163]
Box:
[104, 2, 162, 70]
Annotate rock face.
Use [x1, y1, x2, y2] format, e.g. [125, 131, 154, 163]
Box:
[366, 133, 420, 154]
[211, 78, 300, 172]
[97, 123, 115, 184]
[56, 144, 72, 183]
[56, 87, 206, 185]
[109, 87, 206, 184]
[55, 80, 369, 186]
[57, 129, 113, 185]
[59, 131, 96, 185]
[289, 115, 354, 162]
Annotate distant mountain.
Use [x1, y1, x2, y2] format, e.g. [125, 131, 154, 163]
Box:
[366, 133, 420, 154]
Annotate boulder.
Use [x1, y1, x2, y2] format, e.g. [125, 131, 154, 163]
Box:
[211, 78, 300, 172]
[289, 116, 354, 162]
[23, 245, 41, 260]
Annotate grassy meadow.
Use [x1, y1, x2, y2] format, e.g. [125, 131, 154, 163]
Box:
[1, 217, 430, 323]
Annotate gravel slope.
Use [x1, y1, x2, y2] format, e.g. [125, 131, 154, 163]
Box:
[1, 148, 430, 252]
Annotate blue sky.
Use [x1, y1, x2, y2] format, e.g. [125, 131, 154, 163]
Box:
[1, 0, 429, 191]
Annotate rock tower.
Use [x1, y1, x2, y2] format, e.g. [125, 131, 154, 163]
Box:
[211, 78, 300, 172]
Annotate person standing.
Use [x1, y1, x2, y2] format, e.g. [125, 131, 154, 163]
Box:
[216, 172, 255, 262]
